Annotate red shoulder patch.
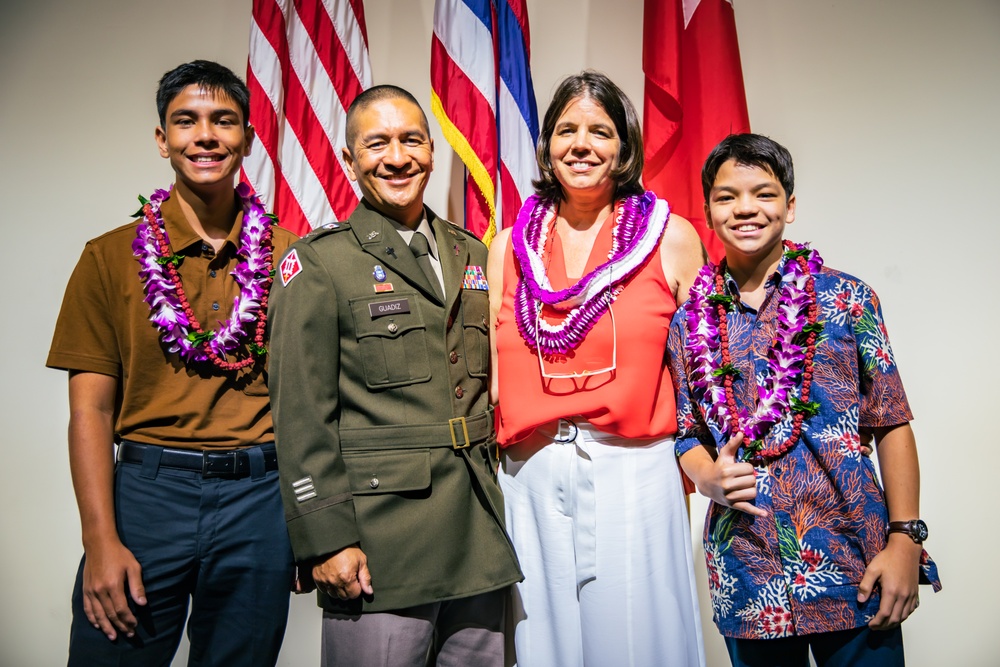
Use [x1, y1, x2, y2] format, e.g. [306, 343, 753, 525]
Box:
[280, 249, 303, 286]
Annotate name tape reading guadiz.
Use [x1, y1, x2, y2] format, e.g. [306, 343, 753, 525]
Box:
[368, 298, 410, 319]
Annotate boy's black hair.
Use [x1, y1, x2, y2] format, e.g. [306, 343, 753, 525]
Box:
[156, 60, 251, 128]
[344, 85, 429, 151]
[533, 70, 644, 203]
[702, 133, 795, 200]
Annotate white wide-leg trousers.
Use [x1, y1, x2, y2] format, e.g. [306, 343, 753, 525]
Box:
[500, 421, 705, 667]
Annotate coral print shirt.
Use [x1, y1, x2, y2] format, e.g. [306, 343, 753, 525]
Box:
[668, 257, 941, 640]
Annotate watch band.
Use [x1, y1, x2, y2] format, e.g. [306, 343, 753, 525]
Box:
[888, 519, 928, 543]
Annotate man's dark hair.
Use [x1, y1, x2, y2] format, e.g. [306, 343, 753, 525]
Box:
[156, 60, 251, 128]
[533, 70, 644, 203]
[702, 133, 795, 200]
[344, 85, 429, 152]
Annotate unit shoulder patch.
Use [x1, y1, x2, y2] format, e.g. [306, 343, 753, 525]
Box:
[279, 249, 303, 286]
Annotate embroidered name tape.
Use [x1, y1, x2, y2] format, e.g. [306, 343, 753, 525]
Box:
[463, 265, 488, 290]
[369, 298, 410, 319]
[280, 249, 303, 286]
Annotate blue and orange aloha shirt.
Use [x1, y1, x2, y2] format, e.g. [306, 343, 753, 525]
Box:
[668, 256, 942, 640]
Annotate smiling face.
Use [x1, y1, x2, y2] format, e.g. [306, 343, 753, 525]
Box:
[548, 96, 620, 204]
[706, 159, 796, 275]
[342, 97, 433, 228]
[155, 85, 253, 196]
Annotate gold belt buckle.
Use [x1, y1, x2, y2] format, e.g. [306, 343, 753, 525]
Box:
[449, 416, 471, 449]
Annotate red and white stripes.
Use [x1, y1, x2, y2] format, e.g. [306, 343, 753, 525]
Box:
[244, 0, 372, 236]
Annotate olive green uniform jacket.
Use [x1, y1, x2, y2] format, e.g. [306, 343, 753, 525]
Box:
[268, 200, 521, 613]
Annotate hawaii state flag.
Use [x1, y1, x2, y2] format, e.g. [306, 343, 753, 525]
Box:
[643, 0, 750, 262]
[431, 0, 539, 245]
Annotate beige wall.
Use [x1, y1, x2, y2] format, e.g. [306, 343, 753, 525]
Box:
[1, 0, 996, 664]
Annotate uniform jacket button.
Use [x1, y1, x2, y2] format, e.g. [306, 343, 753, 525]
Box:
[369, 477, 379, 489]
[449, 351, 459, 364]
[455, 386, 464, 399]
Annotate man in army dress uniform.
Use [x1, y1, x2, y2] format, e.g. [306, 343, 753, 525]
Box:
[268, 85, 521, 667]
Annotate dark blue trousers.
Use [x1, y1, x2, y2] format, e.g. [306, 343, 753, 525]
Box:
[725, 625, 905, 667]
[68, 444, 295, 667]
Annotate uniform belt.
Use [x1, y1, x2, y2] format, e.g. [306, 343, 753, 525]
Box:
[339, 406, 494, 451]
[117, 441, 278, 478]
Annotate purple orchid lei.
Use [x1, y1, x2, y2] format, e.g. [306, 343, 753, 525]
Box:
[683, 242, 824, 447]
[132, 182, 274, 367]
[511, 191, 668, 355]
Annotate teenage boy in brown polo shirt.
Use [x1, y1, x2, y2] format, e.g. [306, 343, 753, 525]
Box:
[47, 60, 298, 666]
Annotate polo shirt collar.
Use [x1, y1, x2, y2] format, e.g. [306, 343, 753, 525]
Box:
[159, 189, 244, 255]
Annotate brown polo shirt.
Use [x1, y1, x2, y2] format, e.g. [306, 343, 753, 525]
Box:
[47, 191, 298, 449]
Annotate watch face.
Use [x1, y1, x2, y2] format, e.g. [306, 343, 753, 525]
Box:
[913, 520, 929, 542]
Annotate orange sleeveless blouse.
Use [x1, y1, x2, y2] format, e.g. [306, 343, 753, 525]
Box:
[495, 209, 679, 446]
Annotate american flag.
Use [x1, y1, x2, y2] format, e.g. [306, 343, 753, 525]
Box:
[431, 0, 538, 245]
[243, 0, 373, 236]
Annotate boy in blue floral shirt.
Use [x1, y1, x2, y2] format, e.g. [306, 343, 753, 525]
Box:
[668, 134, 940, 667]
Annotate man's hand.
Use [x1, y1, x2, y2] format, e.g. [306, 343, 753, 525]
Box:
[858, 534, 922, 630]
[81, 538, 146, 641]
[312, 545, 373, 600]
[696, 433, 767, 517]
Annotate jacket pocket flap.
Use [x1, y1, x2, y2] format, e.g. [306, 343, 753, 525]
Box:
[342, 449, 431, 495]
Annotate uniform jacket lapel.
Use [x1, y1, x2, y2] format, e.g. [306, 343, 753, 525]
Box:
[429, 208, 468, 309]
[349, 200, 444, 305]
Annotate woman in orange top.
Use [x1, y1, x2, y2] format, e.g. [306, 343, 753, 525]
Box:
[488, 71, 706, 666]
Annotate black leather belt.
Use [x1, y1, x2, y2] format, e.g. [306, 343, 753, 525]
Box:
[117, 441, 278, 478]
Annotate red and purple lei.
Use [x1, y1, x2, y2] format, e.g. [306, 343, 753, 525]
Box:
[684, 241, 824, 462]
[131, 183, 274, 371]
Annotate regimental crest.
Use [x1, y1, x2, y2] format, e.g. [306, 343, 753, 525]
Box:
[373, 265, 387, 282]
[462, 265, 489, 290]
[280, 249, 303, 286]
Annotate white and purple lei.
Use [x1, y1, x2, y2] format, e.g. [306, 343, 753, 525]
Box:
[511, 191, 668, 355]
[131, 182, 273, 364]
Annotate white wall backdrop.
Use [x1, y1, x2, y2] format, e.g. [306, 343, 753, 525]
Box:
[1, 0, 996, 665]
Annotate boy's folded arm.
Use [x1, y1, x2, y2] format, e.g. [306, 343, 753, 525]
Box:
[858, 422, 924, 629]
[679, 433, 768, 518]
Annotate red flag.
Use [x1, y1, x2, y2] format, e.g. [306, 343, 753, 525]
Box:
[643, 0, 750, 262]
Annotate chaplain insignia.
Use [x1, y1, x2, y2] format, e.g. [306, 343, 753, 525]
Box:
[462, 265, 488, 290]
[280, 249, 303, 286]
